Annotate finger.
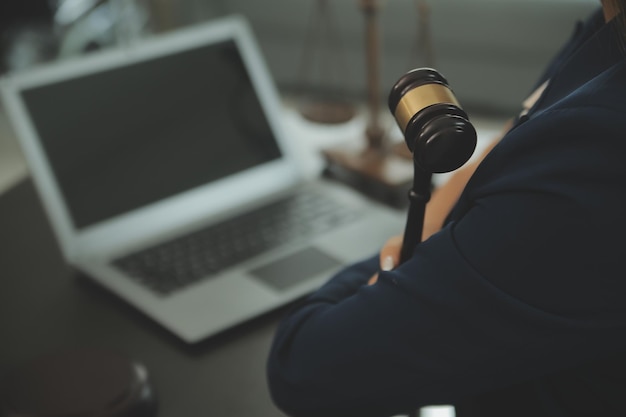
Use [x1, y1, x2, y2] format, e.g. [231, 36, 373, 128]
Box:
[368, 273, 379, 285]
[379, 235, 403, 271]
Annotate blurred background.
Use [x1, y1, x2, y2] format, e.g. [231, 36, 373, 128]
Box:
[0, 0, 599, 193]
[0, 0, 600, 110]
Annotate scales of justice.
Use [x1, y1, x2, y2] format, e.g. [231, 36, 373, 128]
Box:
[296, 0, 437, 208]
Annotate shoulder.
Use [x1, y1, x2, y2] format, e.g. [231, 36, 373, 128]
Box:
[551, 60, 626, 117]
[448, 61, 626, 240]
[474, 61, 626, 189]
[528, 59, 626, 144]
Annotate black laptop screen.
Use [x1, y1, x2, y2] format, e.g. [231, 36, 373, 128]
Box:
[21, 39, 282, 230]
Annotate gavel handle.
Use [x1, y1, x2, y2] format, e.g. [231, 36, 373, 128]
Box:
[399, 166, 432, 264]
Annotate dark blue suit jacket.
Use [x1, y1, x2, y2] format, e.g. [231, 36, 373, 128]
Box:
[267, 9, 626, 417]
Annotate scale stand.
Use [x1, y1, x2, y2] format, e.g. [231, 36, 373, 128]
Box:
[323, 0, 414, 208]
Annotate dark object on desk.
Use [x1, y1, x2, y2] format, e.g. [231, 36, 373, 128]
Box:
[1, 348, 157, 417]
[322, 148, 413, 208]
[388, 67, 476, 263]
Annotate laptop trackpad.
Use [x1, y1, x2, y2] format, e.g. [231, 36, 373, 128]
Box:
[250, 247, 341, 291]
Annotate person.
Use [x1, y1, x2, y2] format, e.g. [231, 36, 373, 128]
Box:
[266, 1, 626, 416]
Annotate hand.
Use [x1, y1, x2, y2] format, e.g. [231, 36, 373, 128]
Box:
[368, 235, 403, 285]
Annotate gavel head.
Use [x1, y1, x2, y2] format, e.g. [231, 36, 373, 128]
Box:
[388, 68, 477, 174]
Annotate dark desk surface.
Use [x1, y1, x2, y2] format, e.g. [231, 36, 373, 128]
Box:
[0, 179, 289, 417]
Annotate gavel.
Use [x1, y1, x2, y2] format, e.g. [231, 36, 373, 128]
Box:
[388, 68, 477, 263]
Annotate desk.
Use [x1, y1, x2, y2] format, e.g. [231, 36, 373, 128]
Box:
[0, 105, 502, 417]
[0, 179, 288, 417]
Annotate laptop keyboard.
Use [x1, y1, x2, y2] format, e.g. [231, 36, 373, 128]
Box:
[113, 191, 361, 295]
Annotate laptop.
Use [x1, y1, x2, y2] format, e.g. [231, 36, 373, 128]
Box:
[0, 15, 405, 343]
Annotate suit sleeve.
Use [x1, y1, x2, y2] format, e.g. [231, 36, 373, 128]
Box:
[266, 107, 626, 417]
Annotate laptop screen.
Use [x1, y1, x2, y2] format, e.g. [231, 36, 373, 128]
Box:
[19, 39, 282, 230]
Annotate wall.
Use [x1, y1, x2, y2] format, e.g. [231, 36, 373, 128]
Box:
[214, 0, 598, 115]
